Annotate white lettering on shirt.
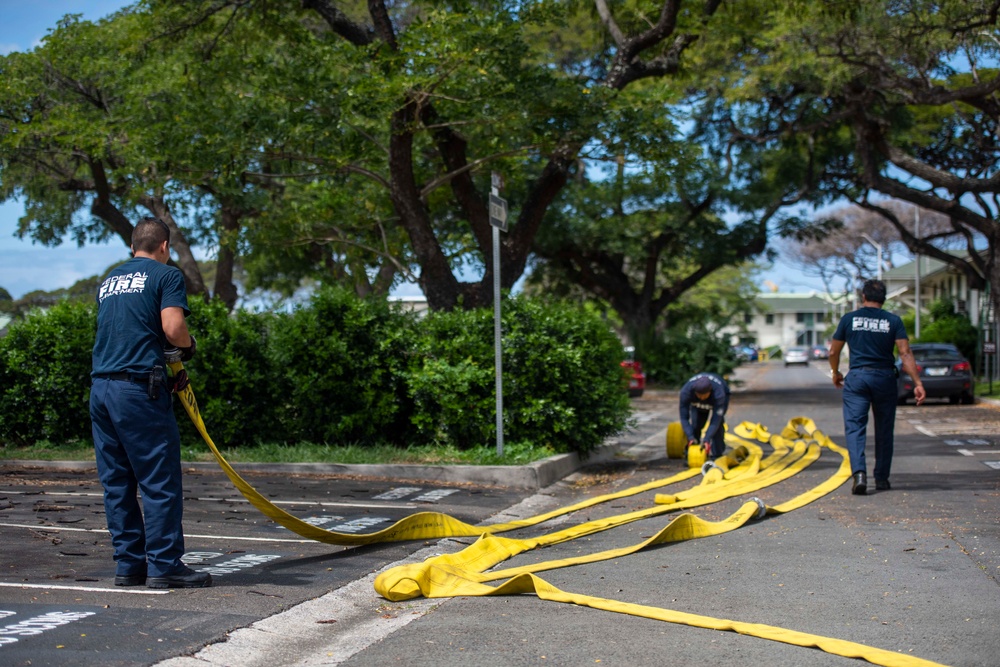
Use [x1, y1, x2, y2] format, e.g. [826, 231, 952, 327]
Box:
[98, 271, 149, 303]
[851, 316, 891, 333]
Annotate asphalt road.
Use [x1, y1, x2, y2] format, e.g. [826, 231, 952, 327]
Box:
[2, 360, 999, 667]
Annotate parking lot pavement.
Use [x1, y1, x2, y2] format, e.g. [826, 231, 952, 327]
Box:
[0, 465, 531, 666]
[0, 392, 678, 667]
[4, 375, 999, 666]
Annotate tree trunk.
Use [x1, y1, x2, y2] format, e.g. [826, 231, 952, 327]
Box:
[138, 195, 209, 302]
[214, 206, 241, 311]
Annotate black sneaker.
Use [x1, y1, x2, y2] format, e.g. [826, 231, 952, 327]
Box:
[114, 571, 147, 587]
[875, 479, 891, 491]
[147, 567, 212, 589]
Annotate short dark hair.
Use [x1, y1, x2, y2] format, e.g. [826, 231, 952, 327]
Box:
[132, 216, 170, 254]
[862, 279, 886, 304]
[692, 376, 713, 394]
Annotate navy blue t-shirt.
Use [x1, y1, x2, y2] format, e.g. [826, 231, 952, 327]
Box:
[832, 306, 907, 370]
[92, 257, 190, 376]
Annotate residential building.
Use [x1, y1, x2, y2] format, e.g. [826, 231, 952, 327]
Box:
[882, 252, 989, 330]
[726, 292, 846, 350]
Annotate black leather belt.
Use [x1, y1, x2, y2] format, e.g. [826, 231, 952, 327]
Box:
[96, 372, 152, 383]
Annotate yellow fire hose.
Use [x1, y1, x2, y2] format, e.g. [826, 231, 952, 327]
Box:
[169, 361, 949, 667]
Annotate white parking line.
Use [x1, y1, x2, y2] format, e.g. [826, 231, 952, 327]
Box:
[194, 497, 418, 510]
[913, 425, 937, 437]
[0, 490, 418, 510]
[0, 522, 314, 543]
[0, 582, 169, 595]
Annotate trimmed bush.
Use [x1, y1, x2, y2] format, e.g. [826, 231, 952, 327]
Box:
[408, 296, 632, 456]
[175, 299, 281, 446]
[267, 286, 417, 445]
[0, 300, 95, 446]
[635, 328, 738, 387]
[0, 289, 631, 458]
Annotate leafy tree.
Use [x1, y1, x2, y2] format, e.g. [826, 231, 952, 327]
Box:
[913, 296, 980, 369]
[706, 1, 1000, 317]
[782, 201, 970, 296]
[145, 0, 767, 311]
[0, 12, 211, 299]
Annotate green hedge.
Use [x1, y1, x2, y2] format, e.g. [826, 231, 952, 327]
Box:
[409, 298, 632, 455]
[634, 328, 738, 387]
[0, 300, 95, 446]
[266, 287, 418, 446]
[0, 291, 631, 457]
[175, 299, 280, 446]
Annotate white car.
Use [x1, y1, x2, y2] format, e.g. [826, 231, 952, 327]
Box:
[784, 346, 810, 366]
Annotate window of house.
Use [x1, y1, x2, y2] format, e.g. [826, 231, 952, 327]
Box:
[765, 314, 774, 325]
[744, 313, 753, 324]
[796, 313, 805, 323]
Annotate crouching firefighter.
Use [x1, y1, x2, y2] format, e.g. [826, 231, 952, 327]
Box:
[679, 372, 730, 461]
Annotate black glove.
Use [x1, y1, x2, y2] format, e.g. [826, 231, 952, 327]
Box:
[171, 369, 190, 393]
[180, 335, 197, 362]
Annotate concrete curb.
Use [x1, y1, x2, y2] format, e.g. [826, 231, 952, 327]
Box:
[0, 435, 650, 491]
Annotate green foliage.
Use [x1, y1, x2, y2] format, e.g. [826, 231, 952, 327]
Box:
[0, 289, 628, 459]
[912, 296, 979, 370]
[634, 328, 739, 388]
[407, 297, 631, 456]
[267, 286, 418, 445]
[0, 301, 95, 446]
[175, 299, 280, 446]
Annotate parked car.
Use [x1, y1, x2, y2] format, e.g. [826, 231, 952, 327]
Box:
[784, 346, 810, 367]
[896, 343, 974, 405]
[621, 346, 646, 398]
[732, 345, 759, 363]
[809, 345, 829, 360]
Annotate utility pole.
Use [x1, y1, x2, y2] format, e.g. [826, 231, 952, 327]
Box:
[914, 208, 921, 338]
[489, 172, 508, 456]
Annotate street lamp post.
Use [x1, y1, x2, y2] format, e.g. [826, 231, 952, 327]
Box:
[860, 233, 883, 282]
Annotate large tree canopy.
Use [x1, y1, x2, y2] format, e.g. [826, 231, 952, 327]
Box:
[3, 0, 996, 326]
[704, 0, 1000, 310]
[140, 0, 770, 311]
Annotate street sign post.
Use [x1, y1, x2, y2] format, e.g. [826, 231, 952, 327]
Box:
[490, 172, 507, 457]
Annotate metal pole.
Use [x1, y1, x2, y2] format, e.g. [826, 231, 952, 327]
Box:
[493, 223, 504, 457]
[860, 233, 882, 282]
[914, 208, 921, 338]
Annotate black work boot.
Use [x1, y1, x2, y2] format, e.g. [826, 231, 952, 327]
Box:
[147, 566, 212, 589]
[852, 471, 867, 495]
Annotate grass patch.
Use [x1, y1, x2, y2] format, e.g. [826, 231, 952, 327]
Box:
[0, 439, 560, 466]
[974, 380, 1000, 398]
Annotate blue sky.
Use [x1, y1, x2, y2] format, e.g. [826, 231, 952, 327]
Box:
[0, 1, 823, 301]
[0, 1, 136, 299]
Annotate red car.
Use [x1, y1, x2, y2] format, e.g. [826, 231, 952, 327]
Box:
[621, 346, 646, 398]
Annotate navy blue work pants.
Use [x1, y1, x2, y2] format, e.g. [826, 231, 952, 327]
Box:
[690, 408, 726, 458]
[842, 367, 897, 482]
[90, 377, 186, 577]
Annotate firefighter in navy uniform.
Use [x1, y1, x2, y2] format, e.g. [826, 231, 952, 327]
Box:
[829, 279, 926, 495]
[89, 216, 210, 589]
[679, 373, 730, 460]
